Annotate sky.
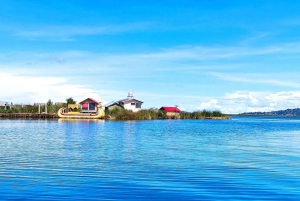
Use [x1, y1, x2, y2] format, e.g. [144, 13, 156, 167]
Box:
[1, 0, 300, 114]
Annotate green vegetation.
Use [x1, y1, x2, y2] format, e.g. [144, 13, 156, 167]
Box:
[106, 108, 229, 120]
[0, 99, 67, 114]
[0, 107, 20, 114]
[106, 108, 160, 120]
[0, 105, 39, 114]
[0, 97, 230, 120]
[180, 110, 227, 119]
[66, 97, 76, 104]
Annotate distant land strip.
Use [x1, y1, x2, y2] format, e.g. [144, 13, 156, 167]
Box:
[239, 108, 300, 116]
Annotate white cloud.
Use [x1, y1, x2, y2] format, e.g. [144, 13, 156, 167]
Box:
[0, 72, 103, 104]
[199, 91, 300, 114]
[197, 99, 222, 111]
[1, 45, 300, 112]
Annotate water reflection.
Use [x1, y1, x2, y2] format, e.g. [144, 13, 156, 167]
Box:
[58, 119, 105, 123]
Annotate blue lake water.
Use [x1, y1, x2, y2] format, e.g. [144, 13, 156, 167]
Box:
[0, 116, 300, 200]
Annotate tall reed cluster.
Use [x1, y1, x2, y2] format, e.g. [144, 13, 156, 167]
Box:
[107, 108, 160, 120]
[106, 108, 228, 120]
[0, 100, 66, 114]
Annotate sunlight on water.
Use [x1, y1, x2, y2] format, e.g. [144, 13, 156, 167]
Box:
[0, 117, 300, 200]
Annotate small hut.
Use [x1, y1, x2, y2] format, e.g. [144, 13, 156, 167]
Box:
[159, 106, 181, 117]
[79, 98, 101, 113]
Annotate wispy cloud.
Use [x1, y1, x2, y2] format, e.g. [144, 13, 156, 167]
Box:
[2, 40, 300, 65]
[8, 22, 153, 40]
[1, 41, 300, 111]
[210, 72, 300, 88]
[99, 42, 300, 63]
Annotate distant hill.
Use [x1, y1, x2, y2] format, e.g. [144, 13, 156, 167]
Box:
[239, 108, 300, 116]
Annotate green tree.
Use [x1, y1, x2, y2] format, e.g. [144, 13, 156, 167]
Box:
[47, 99, 54, 113]
[66, 97, 76, 104]
[47, 99, 53, 107]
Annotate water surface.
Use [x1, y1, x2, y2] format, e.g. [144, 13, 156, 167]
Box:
[0, 117, 300, 200]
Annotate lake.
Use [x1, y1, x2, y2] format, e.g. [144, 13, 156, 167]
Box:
[0, 116, 300, 200]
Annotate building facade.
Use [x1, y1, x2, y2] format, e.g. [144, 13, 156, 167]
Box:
[117, 92, 143, 112]
[106, 92, 144, 112]
[79, 98, 101, 113]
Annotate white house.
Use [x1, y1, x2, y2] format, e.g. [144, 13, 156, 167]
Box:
[115, 92, 143, 112]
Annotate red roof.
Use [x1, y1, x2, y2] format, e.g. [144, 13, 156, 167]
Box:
[79, 98, 100, 105]
[159, 106, 181, 112]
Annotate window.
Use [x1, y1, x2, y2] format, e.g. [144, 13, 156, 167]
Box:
[136, 103, 141, 108]
[89, 103, 96, 110]
[131, 103, 135, 105]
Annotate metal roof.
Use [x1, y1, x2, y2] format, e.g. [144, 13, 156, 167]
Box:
[104, 101, 123, 108]
[118, 98, 144, 104]
[159, 106, 181, 112]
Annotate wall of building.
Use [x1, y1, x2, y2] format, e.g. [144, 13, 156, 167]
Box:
[124, 102, 142, 112]
[81, 99, 98, 113]
[166, 112, 180, 116]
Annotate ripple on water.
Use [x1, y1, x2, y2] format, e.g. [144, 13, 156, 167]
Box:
[0, 118, 300, 200]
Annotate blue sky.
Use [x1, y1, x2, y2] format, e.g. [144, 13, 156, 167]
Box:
[1, 0, 300, 113]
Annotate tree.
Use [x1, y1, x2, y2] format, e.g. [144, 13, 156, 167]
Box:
[66, 97, 76, 104]
[46, 99, 54, 113]
[47, 99, 53, 107]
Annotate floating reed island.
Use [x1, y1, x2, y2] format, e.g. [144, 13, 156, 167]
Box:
[0, 96, 230, 120]
[104, 108, 230, 120]
[0, 108, 230, 120]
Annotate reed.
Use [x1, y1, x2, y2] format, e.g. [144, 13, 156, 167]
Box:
[107, 108, 229, 120]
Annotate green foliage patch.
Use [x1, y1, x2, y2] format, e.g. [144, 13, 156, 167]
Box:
[106, 108, 228, 120]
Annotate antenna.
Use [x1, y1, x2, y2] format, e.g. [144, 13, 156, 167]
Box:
[127, 92, 134, 99]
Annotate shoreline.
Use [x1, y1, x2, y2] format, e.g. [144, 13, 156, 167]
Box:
[0, 113, 58, 119]
[0, 113, 231, 120]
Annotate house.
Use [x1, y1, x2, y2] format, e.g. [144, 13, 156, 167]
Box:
[79, 98, 101, 113]
[104, 101, 123, 112]
[117, 92, 143, 112]
[106, 92, 143, 112]
[159, 106, 181, 117]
